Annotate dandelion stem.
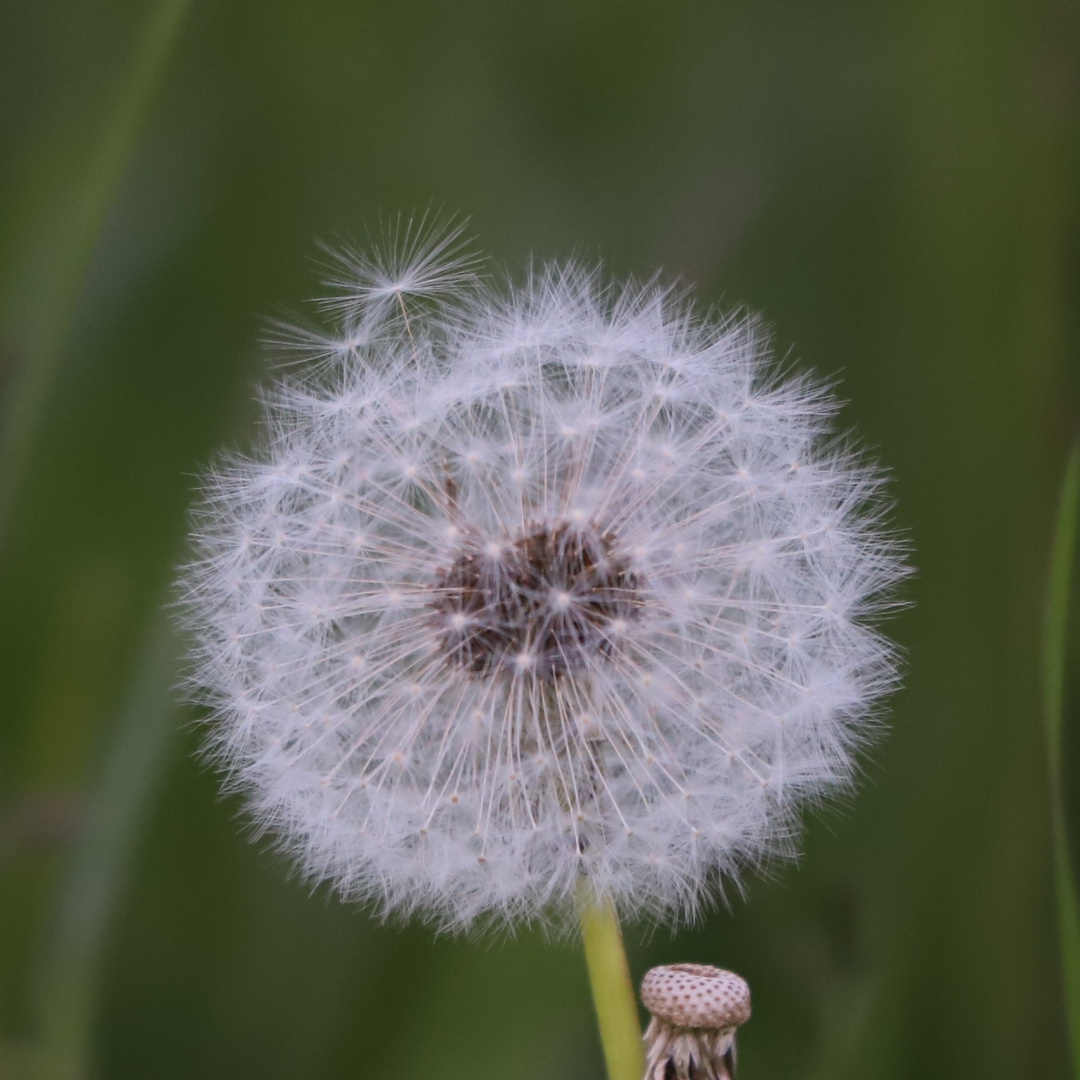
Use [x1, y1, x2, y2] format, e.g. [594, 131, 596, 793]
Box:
[578, 886, 644, 1080]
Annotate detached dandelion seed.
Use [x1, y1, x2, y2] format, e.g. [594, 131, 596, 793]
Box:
[180, 225, 905, 932]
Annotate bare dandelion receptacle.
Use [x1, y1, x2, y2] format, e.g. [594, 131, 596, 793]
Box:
[640, 964, 751, 1080]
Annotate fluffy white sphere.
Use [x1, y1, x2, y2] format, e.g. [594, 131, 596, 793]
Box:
[180, 234, 904, 929]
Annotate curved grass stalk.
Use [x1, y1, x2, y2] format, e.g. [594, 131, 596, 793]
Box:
[1042, 441, 1080, 1075]
[0, 0, 190, 539]
[33, 609, 184, 1077]
[34, 613, 183, 1075]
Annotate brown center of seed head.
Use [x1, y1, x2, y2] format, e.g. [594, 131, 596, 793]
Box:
[431, 520, 642, 679]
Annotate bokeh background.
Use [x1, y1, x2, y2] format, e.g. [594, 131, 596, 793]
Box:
[1, 0, 1078, 1077]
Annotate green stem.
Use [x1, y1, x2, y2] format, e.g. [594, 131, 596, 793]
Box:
[578, 886, 644, 1080]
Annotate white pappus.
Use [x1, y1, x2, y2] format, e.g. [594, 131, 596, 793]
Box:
[179, 225, 905, 930]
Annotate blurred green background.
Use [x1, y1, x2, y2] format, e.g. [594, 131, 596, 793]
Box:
[1, 0, 1078, 1077]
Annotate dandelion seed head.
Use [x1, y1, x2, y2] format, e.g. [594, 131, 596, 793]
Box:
[180, 226, 906, 930]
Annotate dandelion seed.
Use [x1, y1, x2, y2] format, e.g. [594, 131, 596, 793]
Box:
[179, 228, 905, 931]
[321, 211, 482, 322]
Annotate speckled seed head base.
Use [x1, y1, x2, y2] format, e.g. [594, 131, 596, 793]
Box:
[640, 965, 751, 1080]
[640, 964, 751, 1029]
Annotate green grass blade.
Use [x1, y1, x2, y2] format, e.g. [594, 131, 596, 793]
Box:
[1043, 441, 1080, 1073]
[33, 608, 184, 1076]
[0, 0, 190, 538]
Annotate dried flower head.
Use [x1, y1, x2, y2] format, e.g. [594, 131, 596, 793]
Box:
[180, 227, 904, 929]
[640, 964, 751, 1080]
